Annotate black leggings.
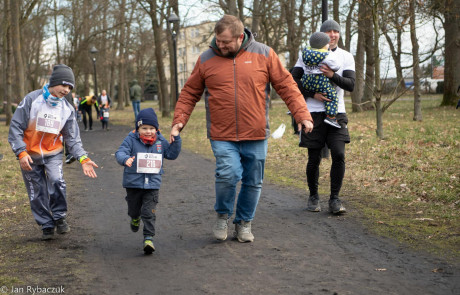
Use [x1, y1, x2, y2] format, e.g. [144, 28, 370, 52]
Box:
[306, 140, 345, 198]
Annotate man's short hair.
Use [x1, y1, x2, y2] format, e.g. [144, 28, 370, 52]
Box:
[214, 15, 244, 38]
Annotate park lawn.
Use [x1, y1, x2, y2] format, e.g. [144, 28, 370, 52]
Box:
[0, 95, 458, 285]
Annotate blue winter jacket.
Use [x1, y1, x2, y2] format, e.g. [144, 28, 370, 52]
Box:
[115, 130, 181, 189]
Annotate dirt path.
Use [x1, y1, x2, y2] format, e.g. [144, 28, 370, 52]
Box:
[63, 124, 459, 295]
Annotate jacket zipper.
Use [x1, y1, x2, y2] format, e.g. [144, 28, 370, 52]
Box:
[233, 58, 238, 141]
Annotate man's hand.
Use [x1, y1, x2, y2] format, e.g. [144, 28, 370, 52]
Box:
[298, 120, 313, 134]
[313, 92, 332, 102]
[82, 160, 98, 178]
[19, 155, 33, 171]
[170, 123, 183, 143]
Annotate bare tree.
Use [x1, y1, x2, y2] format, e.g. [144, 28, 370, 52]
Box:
[141, 0, 171, 117]
[251, 0, 262, 35]
[168, 0, 179, 110]
[284, 0, 308, 69]
[409, 0, 422, 121]
[219, 0, 238, 16]
[371, 0, 384, 138]
[10, 0, 26, 99]
[351, 0, 366, 112]
[117, 0, 127, 110]
[3, 0, 13, 125]
[381, 1, 406, 93]
[440, 0, 460, 106]
[362, 1, 374, 110]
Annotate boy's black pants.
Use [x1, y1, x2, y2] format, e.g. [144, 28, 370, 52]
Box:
[125, 188, 159, 237]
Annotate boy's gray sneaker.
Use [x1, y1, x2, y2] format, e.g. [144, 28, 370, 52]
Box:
[41, 227, 55, 240]
[329, 198, 346, 214]
[234, 221, 254, 243]
[306, 194, 321, 212]
[213, 213, 228, 240]
[56, 218, 70, 234]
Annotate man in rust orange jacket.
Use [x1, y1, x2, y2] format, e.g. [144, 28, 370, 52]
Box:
[170, 15, 313, 243]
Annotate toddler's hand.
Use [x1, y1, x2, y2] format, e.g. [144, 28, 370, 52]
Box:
[125, 156, 135, 167]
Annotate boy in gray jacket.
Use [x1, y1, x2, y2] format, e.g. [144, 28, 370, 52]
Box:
[8, 64, 98, 240]
[115, 108, 181, 254]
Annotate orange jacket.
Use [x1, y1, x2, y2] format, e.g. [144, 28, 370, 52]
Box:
[172, 29, 312, 141]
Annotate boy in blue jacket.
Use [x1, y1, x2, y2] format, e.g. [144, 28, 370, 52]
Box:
[115, 108, 181, 254]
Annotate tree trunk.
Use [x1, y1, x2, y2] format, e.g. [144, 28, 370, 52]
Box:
[169, 0, 179, 110]
[146, 0, 170, 117]
[251, 0, 261, 35]
[441, 0, 460, 106]
[344, 0, 357, 52]
[4, 0, 13, 125]
[237, 0, 244, 21]
[333, 0, 345, 49]
[381, 6, 405, 94]
[285, 0, 296, 69]
[351, 0, 366, 113]
[110, 27, 120, 104]
[362, 2, 374, 110]
[410, 0, 422, 121]
[54, 0, 61, 64]
[220, 0, 238, 16]
[10, 0, 25, 100]
[124, 4, 136, 107]
[372, 0, 383, 139]
[116, 0, 126, 110]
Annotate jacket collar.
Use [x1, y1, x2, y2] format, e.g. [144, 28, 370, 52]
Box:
[210, 28, 252, 58]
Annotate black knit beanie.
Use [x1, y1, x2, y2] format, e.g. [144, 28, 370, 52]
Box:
[320, 20, 341, 34]
[309, 32, 330, 49]
[49, 64, 75, 89]
[136, 108, 159, 130]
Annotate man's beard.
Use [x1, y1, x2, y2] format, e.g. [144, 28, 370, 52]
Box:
[219, 47, 236, 57]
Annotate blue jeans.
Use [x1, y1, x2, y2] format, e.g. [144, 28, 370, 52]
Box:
[132, 100, 140, 119]
[210, 139, 268, 223]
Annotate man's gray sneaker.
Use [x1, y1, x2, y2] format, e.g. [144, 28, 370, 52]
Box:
[329, 198, 346, 214]
[213, 213, 228, 240]
[56, 218, 70, 234]
[41, 227, 55, 240]
[234, 221, 254, 243]
[306, 194, 321, 212]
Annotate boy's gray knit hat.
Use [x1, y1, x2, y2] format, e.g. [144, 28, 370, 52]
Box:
[309, 32, 330, 49]
[49, 64, 75, 89]
[320, 19, 341, 33]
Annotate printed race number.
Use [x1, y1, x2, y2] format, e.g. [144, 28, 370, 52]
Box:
[36, 112, 61, 134]
[136, 153, 162, 174]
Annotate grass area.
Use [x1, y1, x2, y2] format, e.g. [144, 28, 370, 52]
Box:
[0, 122, 37, 285]
[0, 95, 458, 284]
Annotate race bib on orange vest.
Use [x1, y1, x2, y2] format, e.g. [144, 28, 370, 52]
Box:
[36, 111, 61, 135]
[136, 153, 162, 174]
